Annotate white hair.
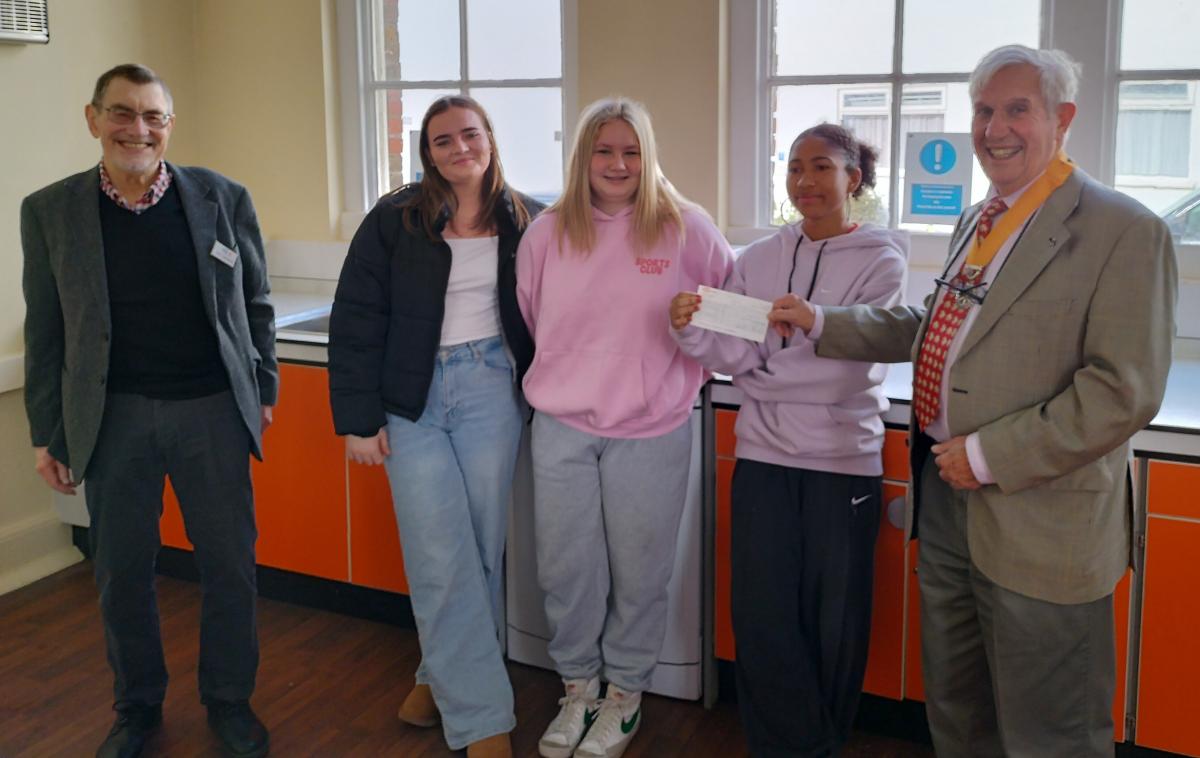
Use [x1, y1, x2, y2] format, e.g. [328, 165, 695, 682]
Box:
[969, 45, 1081, 112]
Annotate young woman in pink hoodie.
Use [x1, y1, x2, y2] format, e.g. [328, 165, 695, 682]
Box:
[671, 123, 908, 756]
[517, 97, 733, 758]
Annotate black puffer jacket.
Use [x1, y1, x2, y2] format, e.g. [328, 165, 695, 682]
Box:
[328, 186, 544, 437]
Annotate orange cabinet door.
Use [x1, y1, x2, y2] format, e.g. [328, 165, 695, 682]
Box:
[160, 479, 189, 549]
[861, 483, 907, 700]
[347, 461, 410, 594]
[714, 455, 737, 661]
[1136, 460, 1200, 756]
[714, 409, 738, 661]
[249, 363, 349, 581]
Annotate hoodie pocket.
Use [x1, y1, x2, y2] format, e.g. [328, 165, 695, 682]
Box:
[524, 349, 649, 429]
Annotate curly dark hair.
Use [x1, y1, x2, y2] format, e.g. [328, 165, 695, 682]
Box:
[792, 123, 879, 198]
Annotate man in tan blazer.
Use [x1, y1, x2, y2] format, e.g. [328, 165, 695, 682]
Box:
[769, 45, 1177, 756]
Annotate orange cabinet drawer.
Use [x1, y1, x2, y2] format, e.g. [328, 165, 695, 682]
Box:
[1146, 460, 1200, 520]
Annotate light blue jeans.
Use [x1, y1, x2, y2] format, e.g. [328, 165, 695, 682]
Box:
[383, 336, 522, 749]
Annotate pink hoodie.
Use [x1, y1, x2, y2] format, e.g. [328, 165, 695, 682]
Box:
[517, 205, 734, 438]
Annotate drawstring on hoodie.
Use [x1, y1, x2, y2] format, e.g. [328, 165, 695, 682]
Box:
[782, 233, 827, 349]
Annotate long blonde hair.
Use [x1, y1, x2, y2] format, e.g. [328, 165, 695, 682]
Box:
[552, 97, 691, 254]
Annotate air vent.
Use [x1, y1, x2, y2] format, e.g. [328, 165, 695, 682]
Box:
[0, 0, 49, 45]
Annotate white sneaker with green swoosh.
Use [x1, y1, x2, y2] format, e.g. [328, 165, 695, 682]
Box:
[573, 684, 641, 758]
[538, 676, 600, 758]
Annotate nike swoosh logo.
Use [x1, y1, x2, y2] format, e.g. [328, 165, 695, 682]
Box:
[584, 708, 598, 729]
[851, 495, 871, 506]
[621, 710, 639, 734]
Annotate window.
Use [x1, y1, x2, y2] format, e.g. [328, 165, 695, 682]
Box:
[1114, 0, 1200, 218]
[343, 0, 568, 217]
[744, 0, 1041, 231]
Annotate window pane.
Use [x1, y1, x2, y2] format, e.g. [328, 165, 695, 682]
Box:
[472, 87, 564, 203]
[376, 88, 458, 199]
[902, 0, 1038, 74]
[897, 82, 988, 234]
[771, 84, 891, 226]
[381, 0, 460, 81]
[468, 0, 562, 80]
[1114, 80, 1200, 230]
[1121, 0, 1200, 70]
[774, 0, 894, 76]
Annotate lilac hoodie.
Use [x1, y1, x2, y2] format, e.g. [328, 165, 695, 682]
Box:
[674, 223, 908, 475]
[518, 205, 734, 438]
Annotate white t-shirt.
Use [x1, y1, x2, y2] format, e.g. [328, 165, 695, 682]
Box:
[441, 235, 501, 346]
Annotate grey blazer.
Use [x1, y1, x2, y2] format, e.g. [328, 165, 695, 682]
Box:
[21, 163, 278, 479]
[817, 169, 1177, 604]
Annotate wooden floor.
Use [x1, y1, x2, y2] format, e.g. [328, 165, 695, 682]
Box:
[0, 563, 933, 757]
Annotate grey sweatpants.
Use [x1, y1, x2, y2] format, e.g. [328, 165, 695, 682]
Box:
[531, 412, 691, 693]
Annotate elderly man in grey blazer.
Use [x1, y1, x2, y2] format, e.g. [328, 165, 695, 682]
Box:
[769, 45, 1177, 757]
[21, 64, 276, 758]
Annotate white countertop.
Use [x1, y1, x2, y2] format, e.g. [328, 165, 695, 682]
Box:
[267, 291, 1200, 454]
[273, 292, 333, 327]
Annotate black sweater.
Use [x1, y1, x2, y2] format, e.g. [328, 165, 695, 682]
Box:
[100, 184, 229, 399]
[328, 186, 543, 437]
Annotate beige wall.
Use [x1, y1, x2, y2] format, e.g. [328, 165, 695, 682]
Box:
[577, 0, 726, 222]
[0, 0, 734, 591]
[0, 0, 200, 356]
[0, 0, 200, 591]
[190, 0, 341, 242]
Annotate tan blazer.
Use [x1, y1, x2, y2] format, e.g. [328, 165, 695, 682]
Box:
[818, 169, 1177, 604]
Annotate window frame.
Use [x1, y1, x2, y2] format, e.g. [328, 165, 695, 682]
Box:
[730, 0, 1049, 244]
[731, 0, 1200, 282]
[335, 0, 577, 237]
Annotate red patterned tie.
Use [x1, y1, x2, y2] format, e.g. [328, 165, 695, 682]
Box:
[912, 196, 1008, 431]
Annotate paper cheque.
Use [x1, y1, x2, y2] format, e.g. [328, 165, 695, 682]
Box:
[690, 285, 772, 342]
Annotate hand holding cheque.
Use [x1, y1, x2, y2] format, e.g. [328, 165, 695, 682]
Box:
[670, 287, 817, 343]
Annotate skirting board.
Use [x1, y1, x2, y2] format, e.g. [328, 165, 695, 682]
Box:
[0, 511, 82, 596]
[0, 353, 23, 394]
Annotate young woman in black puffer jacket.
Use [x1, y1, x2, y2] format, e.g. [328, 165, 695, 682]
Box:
[328, 94, 543, 758]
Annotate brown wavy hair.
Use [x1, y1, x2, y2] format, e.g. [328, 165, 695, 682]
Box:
[397, 95, 530, 239]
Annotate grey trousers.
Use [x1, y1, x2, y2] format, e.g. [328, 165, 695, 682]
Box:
[530, 412, 691, 693]
[84, 391, 259, 708]
[917, 457, 1115, 758]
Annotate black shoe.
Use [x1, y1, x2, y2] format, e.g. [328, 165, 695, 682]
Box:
[206, 700, 270, 758]
[96, 704, 162, 758]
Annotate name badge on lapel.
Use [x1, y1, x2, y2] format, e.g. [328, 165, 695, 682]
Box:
[210, 240, 238, 268]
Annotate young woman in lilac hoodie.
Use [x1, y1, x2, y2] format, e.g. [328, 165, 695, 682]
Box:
[517, 97, 733, 758]
[671, 123, 908, 756]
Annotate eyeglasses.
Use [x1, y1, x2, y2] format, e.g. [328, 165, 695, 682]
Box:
[94, 105, 173, 129]
[934, 276, 988, 307]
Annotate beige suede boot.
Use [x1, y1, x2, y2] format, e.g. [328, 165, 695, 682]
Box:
[465, 732, 512, 757]
[396, 683, 440, 727]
